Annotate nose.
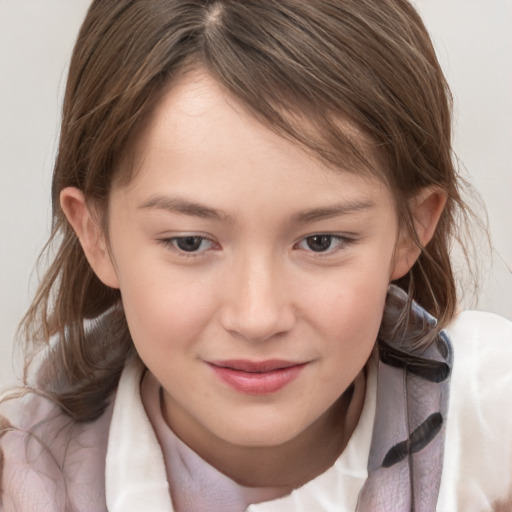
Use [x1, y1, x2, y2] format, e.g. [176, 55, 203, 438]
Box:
[220, 254, 296, 342]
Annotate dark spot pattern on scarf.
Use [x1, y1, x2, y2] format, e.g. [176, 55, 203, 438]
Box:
[382, 413, 443, 468]
[378, 340, 450, 383]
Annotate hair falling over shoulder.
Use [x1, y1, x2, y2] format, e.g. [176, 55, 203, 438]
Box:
[15, 0, 479, 422]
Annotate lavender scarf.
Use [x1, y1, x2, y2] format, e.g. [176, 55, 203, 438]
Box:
[357, 285, 452, 511]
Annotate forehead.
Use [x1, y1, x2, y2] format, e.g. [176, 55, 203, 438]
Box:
[115, 68, 393, 215]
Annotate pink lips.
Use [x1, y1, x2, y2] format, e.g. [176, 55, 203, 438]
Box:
[208, 359, 307, 395]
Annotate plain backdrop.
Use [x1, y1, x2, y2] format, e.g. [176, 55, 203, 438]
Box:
[1, 1, 511, 388]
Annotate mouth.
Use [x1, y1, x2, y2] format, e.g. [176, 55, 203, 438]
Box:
[207, 359, 308, 395]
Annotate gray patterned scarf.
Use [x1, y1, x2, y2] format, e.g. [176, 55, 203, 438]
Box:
[357, 285, 453, 511]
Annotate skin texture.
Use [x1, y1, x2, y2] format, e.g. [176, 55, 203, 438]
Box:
[61, 69, 446, 490]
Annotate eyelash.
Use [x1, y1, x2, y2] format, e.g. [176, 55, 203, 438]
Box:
[157, 233, 355, 258]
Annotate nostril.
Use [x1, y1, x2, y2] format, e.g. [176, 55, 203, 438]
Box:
[220, 302, 296, 342]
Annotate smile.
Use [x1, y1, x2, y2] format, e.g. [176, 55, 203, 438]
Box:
[208, 359, 308, 395]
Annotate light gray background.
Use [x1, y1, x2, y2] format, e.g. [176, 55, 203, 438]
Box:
[1, 1, 511, 388]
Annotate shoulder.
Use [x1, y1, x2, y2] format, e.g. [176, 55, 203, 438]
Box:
[0, 391, 113, 512]
[445, 310, 512, 396]
[444, 310, 512, 424]
[438, 311, 512, 511]
[445, 308, 512, 351]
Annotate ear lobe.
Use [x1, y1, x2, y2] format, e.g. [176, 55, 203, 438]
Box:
[60, 187, 120, 289]
[390, 186, 447, 281]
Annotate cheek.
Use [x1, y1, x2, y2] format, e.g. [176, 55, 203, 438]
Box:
[319, 283, 387, 346]
[297, 258, 390, 359]
[114, 256, 219, 358]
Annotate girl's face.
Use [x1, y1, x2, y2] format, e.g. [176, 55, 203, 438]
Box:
[71, 70, 420, 458]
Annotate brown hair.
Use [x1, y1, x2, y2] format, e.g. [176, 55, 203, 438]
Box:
[18, 0, 472, 421]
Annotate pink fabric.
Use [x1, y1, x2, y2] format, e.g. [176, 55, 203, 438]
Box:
[0, 392, 112, 512]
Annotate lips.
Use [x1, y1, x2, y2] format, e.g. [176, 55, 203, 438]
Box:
[208, 359, 307, 395]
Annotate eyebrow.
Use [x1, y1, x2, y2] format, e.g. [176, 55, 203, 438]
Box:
[292, 199, 375, 223]
[139, 195, 375, 224]
[138, 195, 233, 222]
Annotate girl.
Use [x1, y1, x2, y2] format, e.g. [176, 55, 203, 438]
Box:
[1, 1, 511, 511]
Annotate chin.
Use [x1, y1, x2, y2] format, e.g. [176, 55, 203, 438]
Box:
[215, 417, 307, 449]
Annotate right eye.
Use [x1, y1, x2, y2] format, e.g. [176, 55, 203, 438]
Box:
[158, 235, 216, 254]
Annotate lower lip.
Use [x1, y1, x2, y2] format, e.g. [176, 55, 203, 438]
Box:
[209, 364, 306, 395]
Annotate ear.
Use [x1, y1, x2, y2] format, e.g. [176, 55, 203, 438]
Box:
[390, 186, 447, 280]
[60, 187, 120, 289]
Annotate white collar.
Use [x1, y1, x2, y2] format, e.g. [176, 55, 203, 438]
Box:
[105, 356, 173, 512]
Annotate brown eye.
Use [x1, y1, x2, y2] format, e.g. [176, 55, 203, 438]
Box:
[305, 235, 335, 252]
[295, 234, 354, 255]
[158, 235, 218, 256]
[175, 236, 206, 252]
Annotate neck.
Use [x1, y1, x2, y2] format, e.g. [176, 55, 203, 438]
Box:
[163, 370, 366, 490]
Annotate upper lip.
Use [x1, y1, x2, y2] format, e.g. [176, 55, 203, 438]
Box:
[208, 359, 306, 373]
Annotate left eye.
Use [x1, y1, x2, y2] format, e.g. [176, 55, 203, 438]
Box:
[162, 236, 214, 253]
[296, 234, 347, 253]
